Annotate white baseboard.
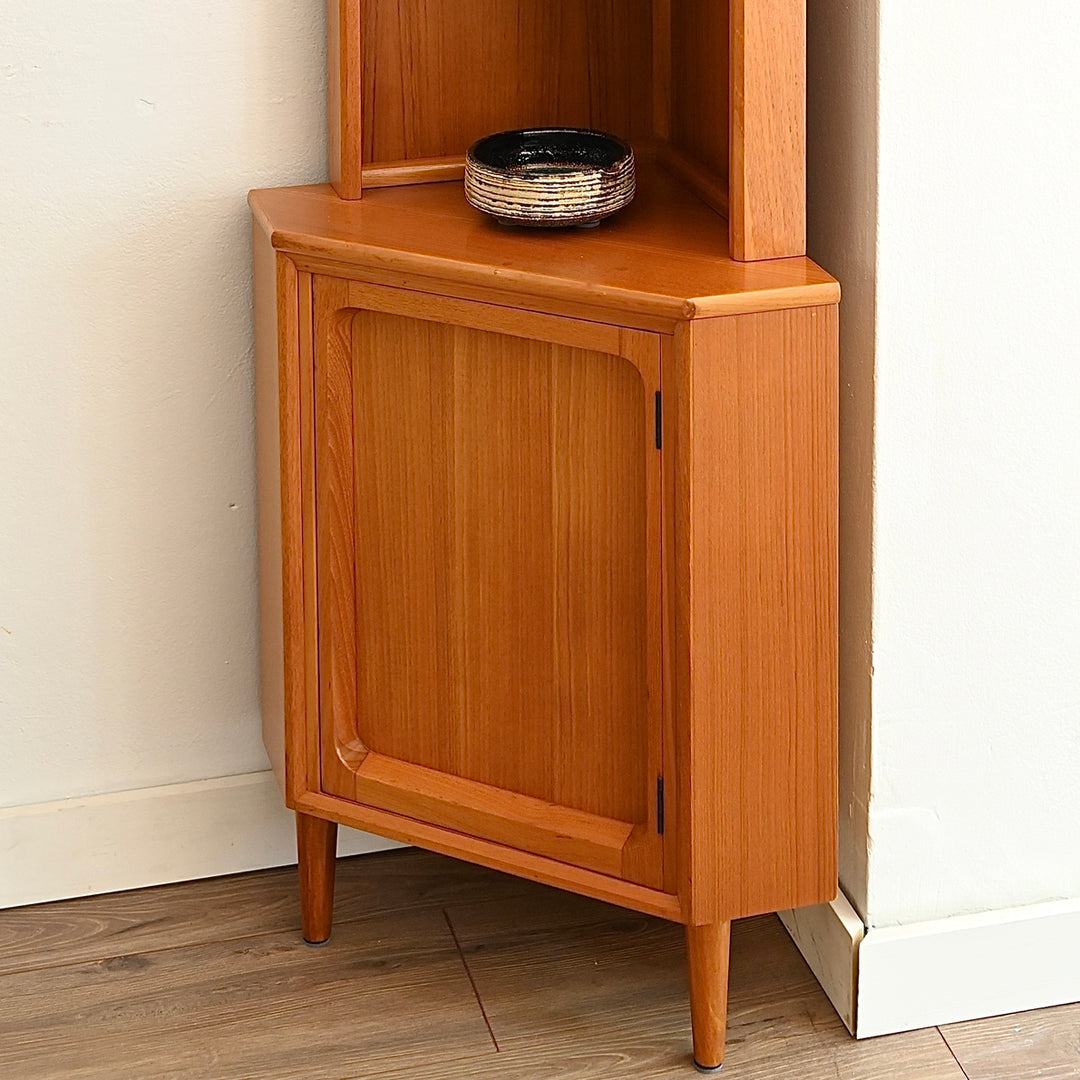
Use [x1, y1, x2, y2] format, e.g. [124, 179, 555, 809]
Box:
[781, 890, 1080, 1038]
[0, 771, 400, 910]
[856, 897, 1080, 1037]
[780, 891, 864, 1033]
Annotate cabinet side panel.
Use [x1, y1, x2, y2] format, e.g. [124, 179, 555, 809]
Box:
[730, 0, 806, 260]
[254, 223, 292, 795]
[682, 306, 837, 922]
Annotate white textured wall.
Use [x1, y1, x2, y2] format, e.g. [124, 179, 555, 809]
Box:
[867, 0, 1080, 926]
[0, 2, 326, 807]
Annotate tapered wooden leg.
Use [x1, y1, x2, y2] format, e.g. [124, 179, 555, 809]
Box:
[686, 921, 731, 1071]
[296, 812, 337, 944]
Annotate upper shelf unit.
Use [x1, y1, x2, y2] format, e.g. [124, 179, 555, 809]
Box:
[326, 0, 807, 262]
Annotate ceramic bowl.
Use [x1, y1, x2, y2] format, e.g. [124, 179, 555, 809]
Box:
[464, 127, 636, 227]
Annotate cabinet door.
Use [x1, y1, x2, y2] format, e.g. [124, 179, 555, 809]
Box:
[312, 277, 664, 888]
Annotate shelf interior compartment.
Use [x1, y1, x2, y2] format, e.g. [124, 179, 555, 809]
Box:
[334, 0, 731, 210]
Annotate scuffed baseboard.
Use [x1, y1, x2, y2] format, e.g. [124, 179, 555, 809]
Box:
[0, 771, 398, 910]
[780, 890, 864, 1033]
[781, 889, 1080, 1038]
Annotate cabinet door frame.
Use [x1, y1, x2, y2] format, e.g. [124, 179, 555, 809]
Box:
[310, 274, 666, 887]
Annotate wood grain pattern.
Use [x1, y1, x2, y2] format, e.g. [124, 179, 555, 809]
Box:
[327, 0, 363, 199]
[652, 0, 672, 138]
[324, 0, 813, 258]
[674, 306, 839, 924]
[9, 849, 1063, 1080]
[941, 1001, 1080, 1080]
[253, 219, 287, 794]
[296, 270, 322, 799]
[351, 753, 634, 878]
[260, 0, 831, 1040]
[660, 333, 682, 901]
[0, 849, 534, 979]
[446, 883, 692, 1049]
[686, 921, 731, 1069]
[359, 0, 653, 164]
[251, 217, 312, 806]
[346, 307, 456, 776]
[670, 0, 730, 184]
[312, 287, 664, 887]
[297, 790, 682, 921]
[655, 139, 731, 219]
[312, 275, 358, 812]
[0, 906, 492, 1080]
[446, 888, 969, 1080]
[730, 0, 807, 260]
[296, 812, 337, 943]
[345, 278, 626, 355]
[362, 155, 465, 188]
[248, 169, 838, 332]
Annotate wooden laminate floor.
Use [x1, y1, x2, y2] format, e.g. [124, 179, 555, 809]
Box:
[1, 848, 1076, 1079]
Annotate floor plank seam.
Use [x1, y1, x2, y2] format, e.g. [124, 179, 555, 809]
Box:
[937, 1026, 974, 1080]
[443, 907, 501, 1052]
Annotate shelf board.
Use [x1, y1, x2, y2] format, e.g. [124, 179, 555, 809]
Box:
[250, 165, 837, 330]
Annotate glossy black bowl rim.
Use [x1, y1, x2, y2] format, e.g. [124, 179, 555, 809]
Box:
[466, 127, 633, 173]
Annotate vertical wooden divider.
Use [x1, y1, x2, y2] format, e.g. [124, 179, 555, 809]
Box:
[729, 0, 806, 260]
[328, 0, 363, 199]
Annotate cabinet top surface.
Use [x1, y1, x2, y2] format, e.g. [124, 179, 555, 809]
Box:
[250, 166, 837, 326]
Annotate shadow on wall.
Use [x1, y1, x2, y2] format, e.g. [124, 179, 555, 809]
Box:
[807, 0, 878, 921]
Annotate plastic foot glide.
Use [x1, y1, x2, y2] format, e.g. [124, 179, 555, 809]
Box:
[692, 1061, 723, 1073]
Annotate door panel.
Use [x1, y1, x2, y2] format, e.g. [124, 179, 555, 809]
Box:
[313, 277, 663, 886]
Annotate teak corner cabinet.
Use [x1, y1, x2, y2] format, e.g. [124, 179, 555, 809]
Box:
[252, 0, 838, 1069]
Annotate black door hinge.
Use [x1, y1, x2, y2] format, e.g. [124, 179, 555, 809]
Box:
[654, 391, 662, 450]
[656, 776, 665, 835]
